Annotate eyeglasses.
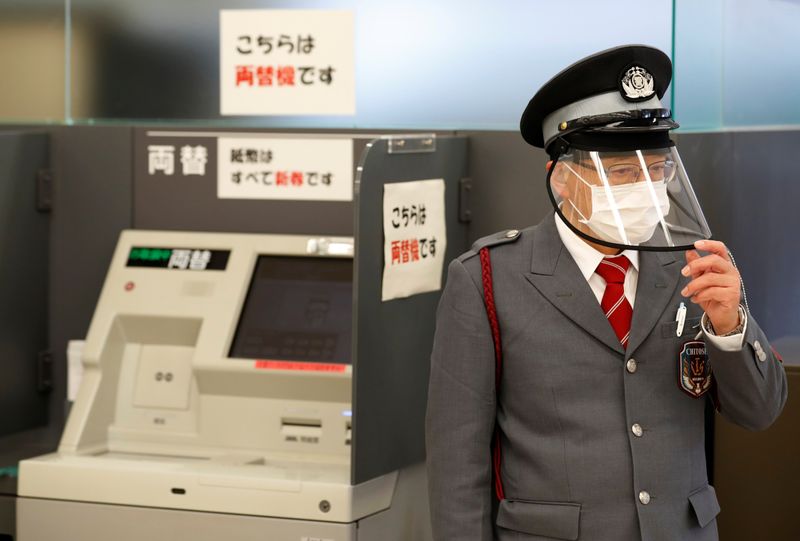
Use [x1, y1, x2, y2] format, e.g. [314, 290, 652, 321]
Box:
[576, 160, 677, 184]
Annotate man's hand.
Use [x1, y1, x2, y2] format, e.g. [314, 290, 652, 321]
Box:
[681, 240, 742, 335]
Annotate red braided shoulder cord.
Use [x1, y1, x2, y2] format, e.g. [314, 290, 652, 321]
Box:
[479, 247, 505, 501]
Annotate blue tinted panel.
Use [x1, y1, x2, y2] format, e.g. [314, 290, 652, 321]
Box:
[721, 0, 800, 126]
[673, 0, 800, 130]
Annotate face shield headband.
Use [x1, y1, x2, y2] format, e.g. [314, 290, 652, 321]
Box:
[555, 108, 679, 141]
[545, 144, 712, 252]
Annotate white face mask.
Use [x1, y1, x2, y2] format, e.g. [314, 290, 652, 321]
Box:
[563, 163, 671, 245]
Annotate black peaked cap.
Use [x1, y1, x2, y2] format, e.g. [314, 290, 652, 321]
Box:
[520, 45, 672, 148]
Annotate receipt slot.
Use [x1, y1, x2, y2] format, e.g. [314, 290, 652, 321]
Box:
[18, 135, 469, 541]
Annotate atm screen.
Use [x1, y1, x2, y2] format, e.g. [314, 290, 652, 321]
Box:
[229, 256, 353, 364]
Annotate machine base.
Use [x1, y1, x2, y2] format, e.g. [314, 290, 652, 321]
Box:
[17, 462, 432, 541]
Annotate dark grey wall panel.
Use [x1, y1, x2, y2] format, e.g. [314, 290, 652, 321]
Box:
[0, 132, 49, 438]
[132, 130, 365, 235]
[460, 131, 551, 241]
[47, 125, 134, 439]
[0, 494, 13, 538]
[352, 136, 469, 484]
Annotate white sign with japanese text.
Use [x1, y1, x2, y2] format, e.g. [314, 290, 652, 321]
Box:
[220, 10, 355, 115]
[217, 137, 353, 201]
[382, 179, 447, 302]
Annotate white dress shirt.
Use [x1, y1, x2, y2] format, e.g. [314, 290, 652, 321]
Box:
[555, 212, 640, 306]
[554, 214, 744, 351]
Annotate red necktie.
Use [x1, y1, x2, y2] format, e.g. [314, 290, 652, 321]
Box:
[595, 255, 633, 349]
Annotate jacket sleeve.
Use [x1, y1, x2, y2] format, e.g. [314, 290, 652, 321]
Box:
[706, 312, 788, 431]
[426, 258, 497, 541]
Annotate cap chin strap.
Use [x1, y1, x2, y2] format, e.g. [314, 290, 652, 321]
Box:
[545, 109, 677, 157]
[557, 108, 676, 139]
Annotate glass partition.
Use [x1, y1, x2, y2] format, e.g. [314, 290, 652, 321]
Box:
[5, 0, 800, 130]
[67, 0, 672, 127]
[672, 0, 800, 130]
[0, 0, 65, 122]
[2, 0, 673, 127]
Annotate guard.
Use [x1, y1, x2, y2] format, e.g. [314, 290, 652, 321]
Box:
[426, 45, 787, 541]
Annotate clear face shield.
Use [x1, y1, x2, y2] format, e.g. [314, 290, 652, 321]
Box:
[547, 146, 712, 251]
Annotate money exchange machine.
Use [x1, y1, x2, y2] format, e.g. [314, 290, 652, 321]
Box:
[16, 134, 468, 541]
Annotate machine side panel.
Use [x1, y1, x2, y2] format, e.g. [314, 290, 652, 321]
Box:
[352, 136, 469, 484]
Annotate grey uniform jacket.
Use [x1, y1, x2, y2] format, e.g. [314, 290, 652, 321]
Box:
[425, 215, 787, 541]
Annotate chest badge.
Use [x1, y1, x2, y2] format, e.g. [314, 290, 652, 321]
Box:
[679, 340, 712, 398]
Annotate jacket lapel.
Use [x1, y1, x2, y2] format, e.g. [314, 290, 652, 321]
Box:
[625, 249, 680, 355]
[524, 216, 625, 355]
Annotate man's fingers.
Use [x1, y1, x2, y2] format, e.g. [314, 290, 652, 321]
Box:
[682, 254, 734, 277]
[685, 250, 701, 266]
[693, 239, 731, 261]
[684, 250, 703, 279]
[688, 286, 738, 306]
[681, 272, 738, 297]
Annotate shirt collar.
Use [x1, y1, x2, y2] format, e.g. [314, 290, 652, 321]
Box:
[554, 213, 640, 280]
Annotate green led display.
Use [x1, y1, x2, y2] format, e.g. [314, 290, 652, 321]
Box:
[128, 248, 172, 262]
[126, 246, 230, 270]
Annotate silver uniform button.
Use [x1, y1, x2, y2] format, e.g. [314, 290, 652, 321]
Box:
[626, 359, 637, 374]
[753, 341, 767, 362]
[506, 229, 519, 238]
[631, 424, 643, 438]
[639, 491, 651, 505]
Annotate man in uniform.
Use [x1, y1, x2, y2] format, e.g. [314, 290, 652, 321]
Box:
[425, 45, 787, 541]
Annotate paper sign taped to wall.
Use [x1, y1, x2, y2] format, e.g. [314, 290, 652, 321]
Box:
[217, 137, 353, 201]
[220, 10, 355, 115]
[382, 179, 447, 301]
